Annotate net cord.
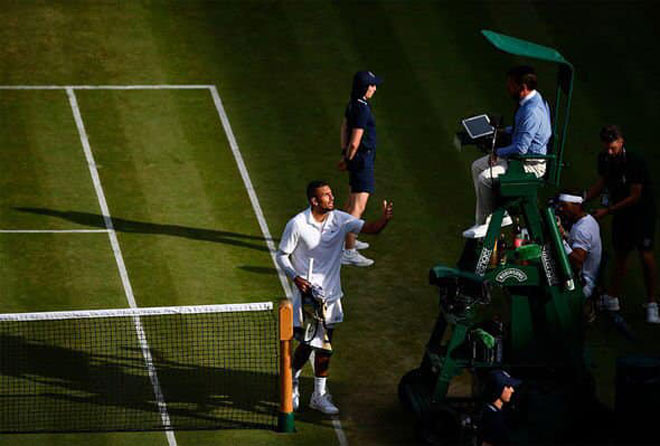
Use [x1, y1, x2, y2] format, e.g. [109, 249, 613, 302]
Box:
[0, 302, 274, 322]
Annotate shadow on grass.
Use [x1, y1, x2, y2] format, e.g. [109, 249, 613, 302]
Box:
[236, 265, 279, 275]
[14, 207, 276, 253]
[0, 332, 320, 433]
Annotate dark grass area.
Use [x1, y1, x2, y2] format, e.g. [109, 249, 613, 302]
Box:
[1, 1, 660, 445]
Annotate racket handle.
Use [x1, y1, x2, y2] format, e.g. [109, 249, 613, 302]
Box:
[307, 258, 314, 282]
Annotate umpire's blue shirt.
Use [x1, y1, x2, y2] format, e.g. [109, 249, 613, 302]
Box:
[345, 98, 377, 151]
[497, 90, 551, 157]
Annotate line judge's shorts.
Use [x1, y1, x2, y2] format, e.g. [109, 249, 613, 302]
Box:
[348, 149, 375, 194]
[612, 206, 656, 252]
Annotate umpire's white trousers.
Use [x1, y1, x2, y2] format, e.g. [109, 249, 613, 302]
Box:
[471, 155, 546, 224]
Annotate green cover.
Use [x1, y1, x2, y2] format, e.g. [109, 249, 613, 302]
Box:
[472, 328, 495, 348]
[481, 30, 572, 67]
[514, 244, 542, 261]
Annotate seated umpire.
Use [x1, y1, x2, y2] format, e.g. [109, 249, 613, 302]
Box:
[464, 66, 552, 239]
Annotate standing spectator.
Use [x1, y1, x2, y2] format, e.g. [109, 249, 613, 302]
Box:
[276, 180, 393, 414]
[585, 125, 659, 323]
[557, 191, 603, 300]
[464, 65, 551, 239]
[338, 71, 383, 266]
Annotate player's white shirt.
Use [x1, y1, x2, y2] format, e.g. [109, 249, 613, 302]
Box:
[277, 208, 364, 325]
[568, 214, 602, 297]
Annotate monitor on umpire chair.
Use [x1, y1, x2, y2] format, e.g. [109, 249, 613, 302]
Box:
[462, 114, 494, 140]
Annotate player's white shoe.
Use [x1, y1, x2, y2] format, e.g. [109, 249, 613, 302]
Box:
[292, 378, 300, 411]
[599, 294, 620, 312]
[354, 239, 370, 250]
[341, 249, 374, 267]
[309, 392, 339, 415]
[646, 302, 660, 324]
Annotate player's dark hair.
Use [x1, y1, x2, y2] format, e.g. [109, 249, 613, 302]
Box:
[507, 65, 537, 90]
[600, 124, 624, 143]
[307, 180, 329, 201]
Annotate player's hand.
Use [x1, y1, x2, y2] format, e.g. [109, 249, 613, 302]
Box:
[592, 208, 609, 220]
[489, 153, 498, 166]
[337, 158, 347, 171]
[382, 200, 393, 220]
[556, 216, 566, 238]
[293, 276, 312, 294]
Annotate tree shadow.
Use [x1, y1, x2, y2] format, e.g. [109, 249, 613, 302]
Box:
[14, 207, 278, 253]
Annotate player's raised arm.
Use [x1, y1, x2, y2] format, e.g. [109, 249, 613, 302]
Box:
[361, 200, 393, 234]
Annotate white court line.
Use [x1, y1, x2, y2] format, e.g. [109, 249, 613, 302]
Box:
[0, 229, 110, 233]
[332, 418, 349, 445]
[0, 85, 212, 90]
[208, 86, 293, 300]
[5, 83, 341, 442]
[66, 88, 177, 446]
[208, 86, 348, 445]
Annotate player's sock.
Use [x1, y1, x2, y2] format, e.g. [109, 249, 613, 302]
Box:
[314, 377, 327, 395]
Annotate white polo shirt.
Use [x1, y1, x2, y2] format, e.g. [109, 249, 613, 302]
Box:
[568, 214, 602, 297]
[277, 208, 364, 303]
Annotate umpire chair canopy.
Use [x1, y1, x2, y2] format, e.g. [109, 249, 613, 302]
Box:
[481, 29, 575, 187]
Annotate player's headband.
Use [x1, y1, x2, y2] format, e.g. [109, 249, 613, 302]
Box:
[558, 193, 583, 204]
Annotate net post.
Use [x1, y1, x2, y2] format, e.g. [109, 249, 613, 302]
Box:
[278, 299, 295, 433]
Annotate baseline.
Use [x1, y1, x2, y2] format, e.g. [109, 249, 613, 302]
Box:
[0, 229, 110, 233]
[0, 85, 212, 90]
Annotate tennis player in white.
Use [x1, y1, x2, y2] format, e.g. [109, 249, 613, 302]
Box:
[276, 180, 393, 415]
[557, 191, 602, 299]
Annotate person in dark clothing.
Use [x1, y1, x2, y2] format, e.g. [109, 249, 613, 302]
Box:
[338, 70, 383, 267]
[585, 125, 659, 323]
[478, 370, 521, 446]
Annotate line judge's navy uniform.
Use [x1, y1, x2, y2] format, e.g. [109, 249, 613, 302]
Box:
[345, 97, 377, 194]
[478, 403, 511, 445]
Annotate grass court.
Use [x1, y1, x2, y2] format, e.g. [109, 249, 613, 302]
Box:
[1, 2, 659, 445]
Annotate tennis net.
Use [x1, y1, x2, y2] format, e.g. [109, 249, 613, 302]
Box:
[0, 302, 278, 433]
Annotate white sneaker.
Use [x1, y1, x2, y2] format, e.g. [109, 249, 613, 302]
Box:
[462, 213, 513, 239]
[646, 302, 660, 324]
[341, 249, 374, 267]
[599, 294, 621, 312]
[292, 378, 300, 411]
[488, 212, 513, 228]
[309, 392, 339, 415]
[354, 239, 370, 250]
[462, 223, 488, 239]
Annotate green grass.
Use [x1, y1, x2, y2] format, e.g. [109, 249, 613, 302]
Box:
[1, 1, 660, 445]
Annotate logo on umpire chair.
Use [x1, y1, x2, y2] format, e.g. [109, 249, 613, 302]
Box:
[495, 268, 528, 283]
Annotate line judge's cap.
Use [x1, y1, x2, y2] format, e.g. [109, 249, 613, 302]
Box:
[489, 369, 522, 395]
[353, 71, 383, 89]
